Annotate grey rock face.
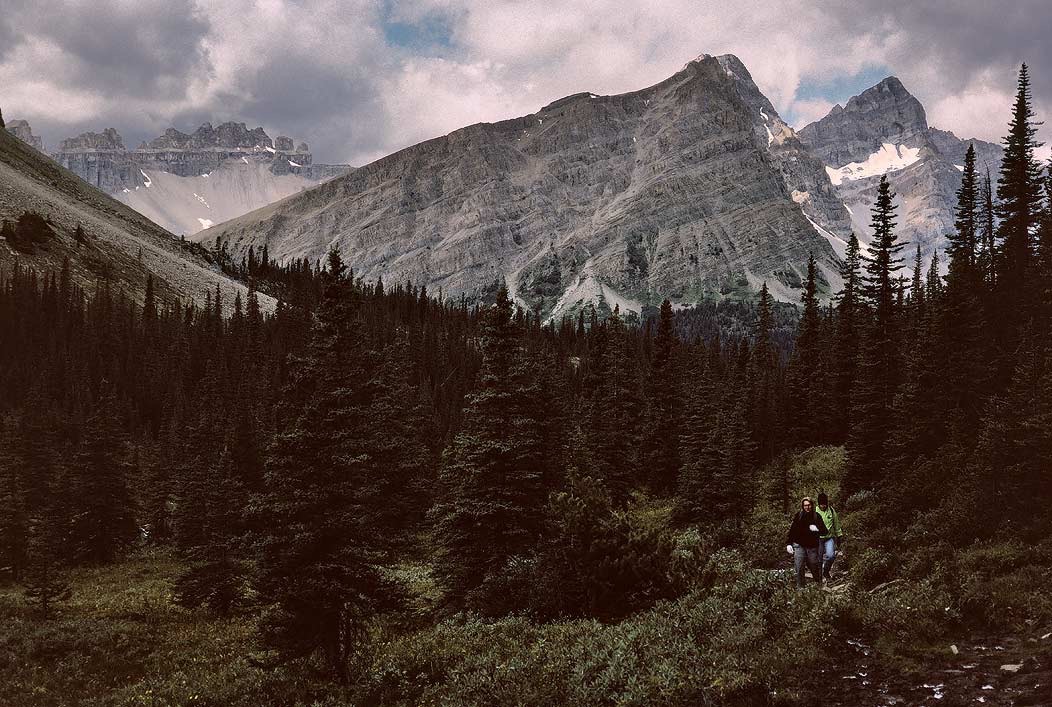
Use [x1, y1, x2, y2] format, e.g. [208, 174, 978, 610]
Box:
[928, 128, 1003, 175]
[5, 119, 44, 151]
[206, 55, 844, 319]
[799, 77, 929, 167]
[712, 55, 853, 243]
[799, 77, 1002, 262]
[60, 128, 125, 151]
[53, 122, 344, 190]
[305, 163, 352, 180]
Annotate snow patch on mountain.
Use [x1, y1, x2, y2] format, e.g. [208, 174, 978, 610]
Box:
[825, 143, 922, 186]
[117, 160, 313, 236]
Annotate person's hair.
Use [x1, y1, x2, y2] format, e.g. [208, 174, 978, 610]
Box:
[800, 496, 814, 511]
[817, 492, 829, 505]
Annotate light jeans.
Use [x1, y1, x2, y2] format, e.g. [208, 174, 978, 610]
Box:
[820, 537, 837, 577]
[793, 543, 821, 588]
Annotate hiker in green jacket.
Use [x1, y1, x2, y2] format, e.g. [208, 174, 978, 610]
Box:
[815, 492, 844, 580]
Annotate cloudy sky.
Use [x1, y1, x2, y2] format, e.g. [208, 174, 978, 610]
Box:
[2, 0, 1051, 165]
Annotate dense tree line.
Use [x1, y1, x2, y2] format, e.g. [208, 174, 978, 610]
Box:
[1, 64, 1050, 682]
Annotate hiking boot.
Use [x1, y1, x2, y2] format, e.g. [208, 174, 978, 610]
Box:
[822, 569, 832, 581]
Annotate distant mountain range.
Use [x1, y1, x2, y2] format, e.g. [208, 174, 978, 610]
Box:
[0, 122, 270, 310]
[4, 120, 351, 237]
[4, 54, 1001, 315]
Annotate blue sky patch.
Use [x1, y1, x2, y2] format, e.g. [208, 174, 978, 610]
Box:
[796, 65, 894, 106]
[382, 13, 455, 51]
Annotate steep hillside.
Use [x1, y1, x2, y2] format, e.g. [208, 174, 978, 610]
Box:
[0, 126, 272, 310]
[204, 54, 847, 319]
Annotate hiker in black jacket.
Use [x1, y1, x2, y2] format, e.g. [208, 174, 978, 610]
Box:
[784, 496, 828, 588]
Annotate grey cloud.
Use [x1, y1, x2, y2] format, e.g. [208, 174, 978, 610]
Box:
[0, 14, 18, 63]
[217, 50, 393, 165]
[9, 0, 211, 99]
[822, 0, 1052, 113]
[7, 0, 1052, 168]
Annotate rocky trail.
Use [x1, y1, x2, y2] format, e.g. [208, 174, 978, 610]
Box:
[825, 629, 1052, 705]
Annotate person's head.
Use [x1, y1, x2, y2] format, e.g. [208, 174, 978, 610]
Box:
[817, 492, 829, 511]
[800, 497, 814, 513]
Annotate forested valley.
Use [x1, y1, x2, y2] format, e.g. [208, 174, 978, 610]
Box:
[1, 66, 1051, 706]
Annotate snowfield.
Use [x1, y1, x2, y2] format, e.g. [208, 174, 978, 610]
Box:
[825, 143, 922, 186]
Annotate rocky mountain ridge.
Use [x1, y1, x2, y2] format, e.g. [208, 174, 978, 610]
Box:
[52, 121, 351, 193]
[4, 119, 44, 151]
[204, 54, 847, 319]
[799, 77, 1003, 262]
[48, 121, 352, 235]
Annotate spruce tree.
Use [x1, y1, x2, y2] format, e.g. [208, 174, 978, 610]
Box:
[949, 144, 980, 281]
[676, 339, 723, 523]
[22, 511, 72, 620]
[252, 249, 404, 680]
[996, 64, 1044, 293]
[749, 283, 779, 467]
[979, 171, 997, 287]
[864, 176, 906, 324]
[832, 234, 864, 442]
[431, 286, 552, 615]
[786, 255, 822, 448]
[584, 308, 644, 500]
[0, 422, 28, 582]
[68, 390, 137, 565]
[173, 448, 247, 615]
[643, 299, 680, 493]
[941, 145, 993, 437]
[844, 177, 905, 497]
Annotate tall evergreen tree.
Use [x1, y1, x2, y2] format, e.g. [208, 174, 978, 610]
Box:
[864, 176, 906, 324]
[431, 286, 552, 615]
[996, 64, 1045, 293]
[585, 308, 644, 499]
[749, 283, 779, 466]
[844, 177, 905, 497]
[22, 511, 72, 619]
[786, 255, 823, 448]
[832, 234, 864, 443]
[68, 390, 137, 565]
[252, 250, 403, 680]
[643, 299, 680, 493]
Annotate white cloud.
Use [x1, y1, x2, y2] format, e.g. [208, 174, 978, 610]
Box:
[789, 98, 837, 130]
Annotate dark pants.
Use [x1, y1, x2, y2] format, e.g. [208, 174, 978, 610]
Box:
[793, 543, 821, 588]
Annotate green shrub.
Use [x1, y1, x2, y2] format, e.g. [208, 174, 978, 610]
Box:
[850, 548, 894, 590]
[364, 559, 838, 706]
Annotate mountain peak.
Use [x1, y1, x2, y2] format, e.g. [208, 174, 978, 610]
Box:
[799, 75, 928, 167]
